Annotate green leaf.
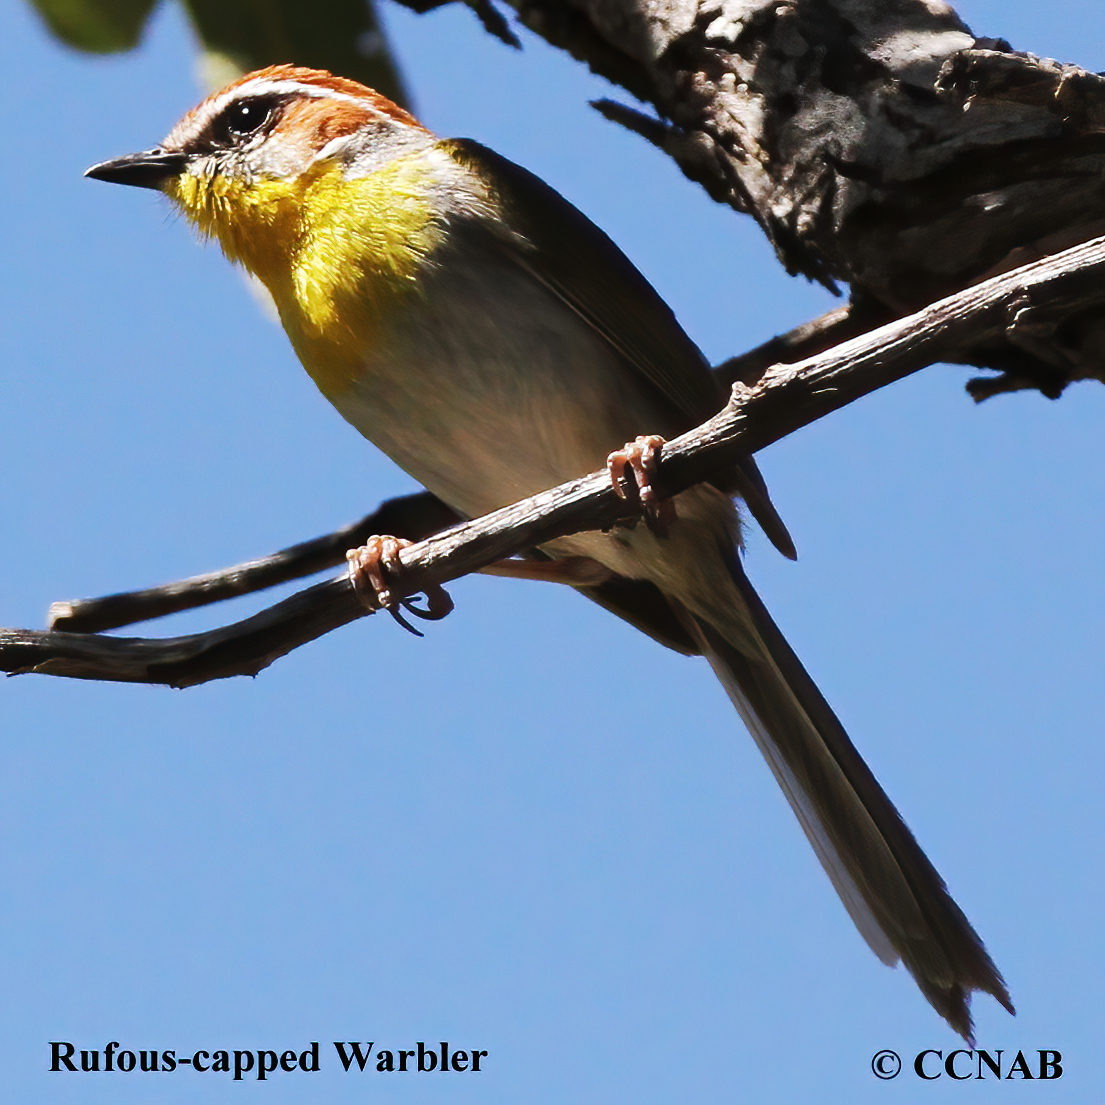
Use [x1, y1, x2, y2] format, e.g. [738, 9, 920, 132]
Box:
[182, 0, 411, 108]
[29, 0, 158, 54]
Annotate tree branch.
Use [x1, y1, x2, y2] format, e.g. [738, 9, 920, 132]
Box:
[47, 493, 461, 634]
[5, 233, 1104, 686]
[484, 0, 1105, 394]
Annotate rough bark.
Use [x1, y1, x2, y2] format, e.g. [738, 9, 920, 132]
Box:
[494, 0, 1105, 396]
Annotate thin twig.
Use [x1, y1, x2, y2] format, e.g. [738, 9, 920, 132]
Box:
[48, 493, 460, 634]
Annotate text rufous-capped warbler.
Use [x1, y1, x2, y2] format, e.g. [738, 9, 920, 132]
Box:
[87, 65, 1012, 1038]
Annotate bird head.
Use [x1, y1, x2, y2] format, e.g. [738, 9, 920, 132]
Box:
[86, 66, 447, 287]
[87, 67, 482, 395]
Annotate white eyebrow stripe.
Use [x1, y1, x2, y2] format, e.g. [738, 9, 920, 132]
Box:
[217, 77, 387, 117]
[167, 75, 392, 150]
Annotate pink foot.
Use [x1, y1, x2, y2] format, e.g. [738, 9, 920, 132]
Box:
[607, 434, 675, 530]
[346, 535, 453, 635]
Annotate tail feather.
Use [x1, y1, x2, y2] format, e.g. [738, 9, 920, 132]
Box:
[731, 457, 797, 561]
[681, 561, 1013, 1041]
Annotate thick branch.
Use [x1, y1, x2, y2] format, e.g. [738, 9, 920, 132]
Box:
[490, 0, 1105, 394]
[4, 234, 1104, 686]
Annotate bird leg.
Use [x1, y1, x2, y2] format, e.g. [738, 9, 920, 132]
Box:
[478, 556, 614, 587]
[607, 434, 675, 531]
[346, 535, 453, 636]
[347, 538, 611, 635]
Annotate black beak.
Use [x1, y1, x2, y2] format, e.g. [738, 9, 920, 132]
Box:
[85, 148, 189, 191]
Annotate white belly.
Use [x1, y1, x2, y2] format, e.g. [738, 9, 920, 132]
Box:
[328, 251, 678, 519]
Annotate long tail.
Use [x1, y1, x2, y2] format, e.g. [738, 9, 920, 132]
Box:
[680, 559, 1013, 1041]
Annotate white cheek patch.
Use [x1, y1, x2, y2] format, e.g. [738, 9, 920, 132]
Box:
[316, 133, 358, 165]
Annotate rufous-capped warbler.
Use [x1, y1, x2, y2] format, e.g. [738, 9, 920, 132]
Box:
[86, 65, 1012, 1038]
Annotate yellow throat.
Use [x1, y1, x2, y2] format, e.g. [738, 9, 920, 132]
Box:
[166, 154, 442, 398]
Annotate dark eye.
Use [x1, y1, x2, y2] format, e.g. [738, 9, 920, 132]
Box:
[217, 96, 278, 142]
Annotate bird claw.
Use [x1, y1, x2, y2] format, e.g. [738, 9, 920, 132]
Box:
[607, 434, 675, 532]
[346, 535, 453, 637]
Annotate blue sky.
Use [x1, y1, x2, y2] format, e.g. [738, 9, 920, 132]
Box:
[2, 0, 1103, 1101]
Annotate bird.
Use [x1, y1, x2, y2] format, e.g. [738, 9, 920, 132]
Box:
[86, 64, 1013, 1039]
